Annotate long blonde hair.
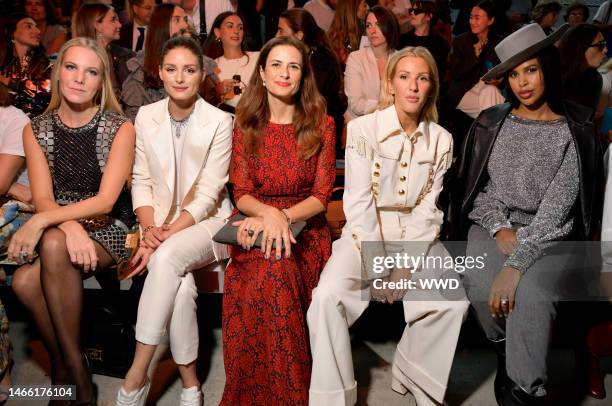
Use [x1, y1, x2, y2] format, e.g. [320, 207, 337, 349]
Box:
[45, 37, 123, 114]
[378, 46, 439, 123]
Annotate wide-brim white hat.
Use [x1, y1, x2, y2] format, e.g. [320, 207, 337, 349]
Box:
[481, 23, 570, 81]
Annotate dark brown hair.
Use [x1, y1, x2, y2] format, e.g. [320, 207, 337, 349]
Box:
[203, 11, 249, 60]
[280, 8, 337, 61]
[0, 13, 50, 83]
[236, 36, 326, 160]
[365, 5, 400, 50]
[161, 35, 203, 70]
[0, 83, 10, 107]
[143, 3, 176, 89]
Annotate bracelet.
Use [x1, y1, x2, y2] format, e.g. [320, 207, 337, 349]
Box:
[281, 209, 292, 225]
[141, 225, 154, 241]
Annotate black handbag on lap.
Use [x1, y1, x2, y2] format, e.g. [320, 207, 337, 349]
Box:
[213, 213, 307, 249]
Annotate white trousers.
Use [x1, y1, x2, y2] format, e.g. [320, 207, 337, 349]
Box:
[307, 233, 468, 406]
[135, 218, 227, 365]
[457, 81, 505, 119]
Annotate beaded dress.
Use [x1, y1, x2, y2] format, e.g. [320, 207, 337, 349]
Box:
[30, 109, 135, 263]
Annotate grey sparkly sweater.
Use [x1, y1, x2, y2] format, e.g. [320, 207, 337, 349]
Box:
[468, 113, 579, 273]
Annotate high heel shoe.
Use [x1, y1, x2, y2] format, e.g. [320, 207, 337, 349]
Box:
[116, 379, 150, 406]
[390, 364, 440, 406]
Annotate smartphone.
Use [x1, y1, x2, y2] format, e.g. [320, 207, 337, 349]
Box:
[233, 74, 242, 95]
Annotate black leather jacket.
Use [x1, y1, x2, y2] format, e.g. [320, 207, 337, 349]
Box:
[457, 101, 603, 240]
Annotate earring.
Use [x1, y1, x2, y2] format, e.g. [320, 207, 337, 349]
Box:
[215, 37, 221, 43]
[262, 80, 266, 88]
[96, 31, 103, 39]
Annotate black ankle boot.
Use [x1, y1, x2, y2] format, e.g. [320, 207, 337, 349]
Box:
[503, 377, 545, 406]
[493, 341, 507, 405]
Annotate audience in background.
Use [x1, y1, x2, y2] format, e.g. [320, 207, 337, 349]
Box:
[399, 1, 450, 83]
[74, 2, 135, 97]
[447, 0, 504, 119]
[328, 0, 368, 65]
[559, 24, 608, 115]
[205, 11, 258, 112]
[118, 0, 156, 52]
[564, 1, 589, 28]
[303, 0, 336, 31]
[22, 0, 68, 57]
[345, 5, 399, 121]
[121, 3, 189, 120]
[0, 13, 52, 118]
[531, 0, 562, 36]
[278, 8, 345, 155]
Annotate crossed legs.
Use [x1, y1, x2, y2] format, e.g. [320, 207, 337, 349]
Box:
[12, 227, 114, 403]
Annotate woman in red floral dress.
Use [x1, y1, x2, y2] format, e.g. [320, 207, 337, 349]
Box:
[221, 36, 336, 405]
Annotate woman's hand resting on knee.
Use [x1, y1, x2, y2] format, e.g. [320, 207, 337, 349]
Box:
[488, 266, 521, 318]
[7, 213, 47, 264]
[61, 221, 99, 272]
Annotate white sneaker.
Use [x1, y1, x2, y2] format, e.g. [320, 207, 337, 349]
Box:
[116, 379, 151, 406]
[180, 386, 203, 406]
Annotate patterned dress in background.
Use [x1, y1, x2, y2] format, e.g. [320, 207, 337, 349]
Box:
[221, 117, 336, 405]
[30, 109, 135, 262]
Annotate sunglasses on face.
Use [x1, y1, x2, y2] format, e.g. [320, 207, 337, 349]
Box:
[408, 8, 426, 15]
[588, 40, 607, 51]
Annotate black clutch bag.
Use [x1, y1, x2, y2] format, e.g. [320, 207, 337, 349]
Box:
[213, 213, 307, 249]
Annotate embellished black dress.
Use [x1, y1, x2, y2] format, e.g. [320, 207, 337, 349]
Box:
[30, 109, 135, 263]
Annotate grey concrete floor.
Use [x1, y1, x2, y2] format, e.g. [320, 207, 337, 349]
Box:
[4, 321, 612, 406]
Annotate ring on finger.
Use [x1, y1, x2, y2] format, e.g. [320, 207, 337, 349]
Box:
[500, 298, 509, 306]
[247, 229, 255, 237]
[19, 251, 28, 262]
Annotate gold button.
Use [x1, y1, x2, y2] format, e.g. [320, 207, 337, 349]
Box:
[399, 175, 406, 181]
[374, 162, 381, 169]
[372, 182, 379, 187]
[352, 233, 358, 240]
[401, 162, 408, 167]
[398, 189, 405, 195]
[373, 171, 380, 177]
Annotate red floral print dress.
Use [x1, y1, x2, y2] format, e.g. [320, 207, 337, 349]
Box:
[221, 117, 336, 405]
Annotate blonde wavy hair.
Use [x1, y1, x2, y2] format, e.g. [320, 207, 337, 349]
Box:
[45, 37, 123, 114]
[377, 46, 439, 123]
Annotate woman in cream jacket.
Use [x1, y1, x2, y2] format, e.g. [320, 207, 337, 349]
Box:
[344, 6, 399, 121]
[117, 36, 233, 406]
[307, 47, 468, 406]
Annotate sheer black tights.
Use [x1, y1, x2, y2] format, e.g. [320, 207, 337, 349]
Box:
[12, 227, 114, 403]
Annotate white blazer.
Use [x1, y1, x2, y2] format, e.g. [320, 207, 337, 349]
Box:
[344, 47, 395, 120]
[131, 97, 234, 233]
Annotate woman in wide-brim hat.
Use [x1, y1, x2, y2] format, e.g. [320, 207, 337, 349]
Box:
[458, 23, 603, 406]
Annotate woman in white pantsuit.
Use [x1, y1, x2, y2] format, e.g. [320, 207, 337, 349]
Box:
[116, 36, 233, 406]
[307, 46, 468, 406]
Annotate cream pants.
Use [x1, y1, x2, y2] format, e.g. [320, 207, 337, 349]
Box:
[307, 223, 468, 405]
[135, 218, 226, 365]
